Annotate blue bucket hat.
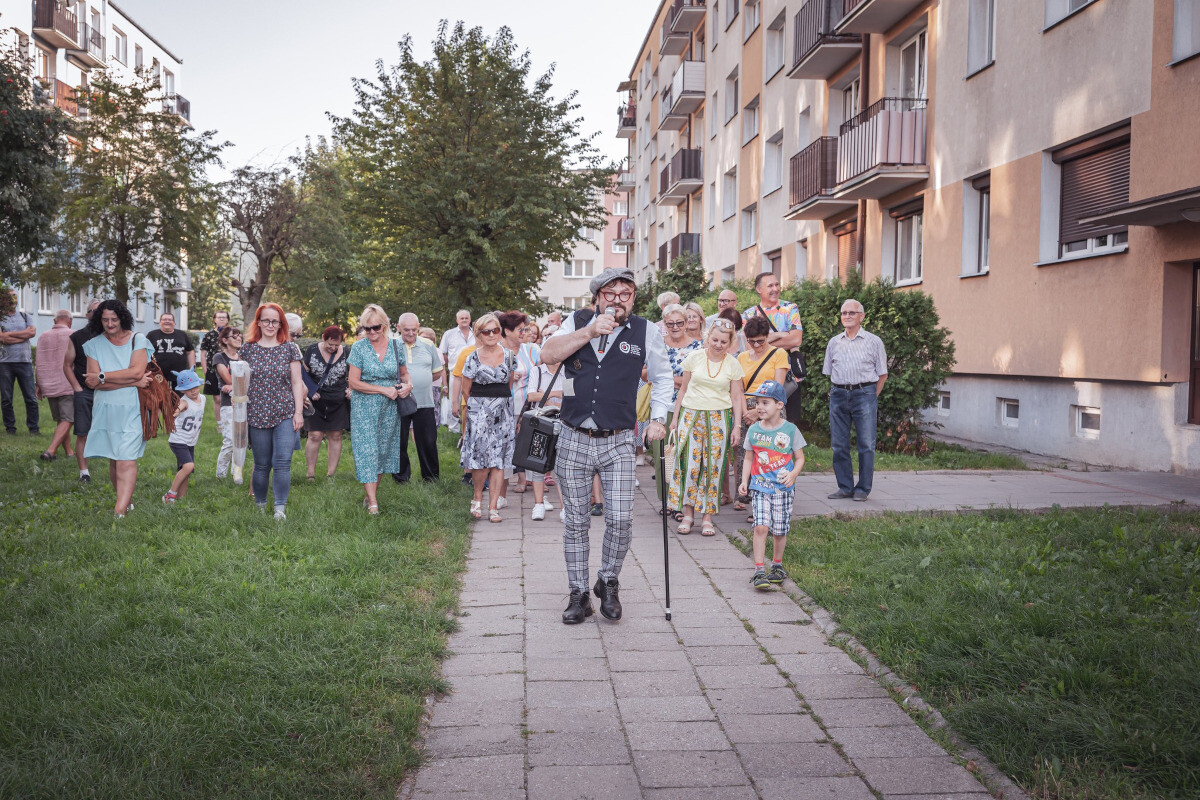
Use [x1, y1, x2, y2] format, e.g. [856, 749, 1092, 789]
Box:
[173, 369, 203, 392]
[749, 380, 787, 404]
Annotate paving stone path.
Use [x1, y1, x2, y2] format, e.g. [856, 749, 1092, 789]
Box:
[403, 468, 1198, 799]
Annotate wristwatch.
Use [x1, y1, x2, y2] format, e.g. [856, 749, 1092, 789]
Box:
[651, 416, 666, 425]
[98, 372, 106, 385]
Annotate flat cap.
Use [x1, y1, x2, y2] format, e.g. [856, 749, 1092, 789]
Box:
[589, 267, 638, 297]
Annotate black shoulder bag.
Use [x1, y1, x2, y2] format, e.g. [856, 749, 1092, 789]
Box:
[756, 305, 807, 383]
[392, 340, 419, 418]
[512, 362, 564, 474]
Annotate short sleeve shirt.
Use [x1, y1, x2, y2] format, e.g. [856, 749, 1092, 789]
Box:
[403, 338, 440, 409]
[743, 301, 803, 335]
[822, 328, 888, 385]
[743, 420, 806, 494]
[211, 351, 236, 408]
[679, 350, 745, 411]
[452, 345, 477, 379]
[738, 348, 791, 395]
[0, 311, 34, 363]
[239, 341, 302, 428]
[146, 329, 194, 380]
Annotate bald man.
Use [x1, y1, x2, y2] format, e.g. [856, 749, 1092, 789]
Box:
[35, 309, 76, 458]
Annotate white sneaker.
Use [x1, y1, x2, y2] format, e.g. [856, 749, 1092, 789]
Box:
[496, 496, 509, 510]
[531, 503, 546, 521]
[635, 454, 646, 466]
[274, 508, 287, 521]
[635, 477, 640, 487]
[542, 499, 554, 511]
[560, 509, 566, 522]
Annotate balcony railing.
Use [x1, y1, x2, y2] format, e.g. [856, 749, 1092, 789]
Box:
[54, 79, 78, 117]
[33, 0, 79, 49]
[616, 169, 636, 192]
[615, 218, 636, 243]
[789, 137, 839, 208]
[163, 94, 192, 126]
[658, 60, 706, 130]
[836, 0, 926, 34]
[657, 148, 703, 204]
[658, 232, 702, 270]
[660, 15, 690, 56]
[837, 97, 926, 185]
[669, 0, 708, 33]
[789, 0, 861, 80]
[617, 103, 637, 138]
[67, 22, 106, 69]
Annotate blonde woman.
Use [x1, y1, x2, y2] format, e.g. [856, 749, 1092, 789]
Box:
[669, 318, 745, 536]
[348, 304, 412, 514]
[683, 301, 706, 342]
[458, 313, 517, 521]
[652, 303, 701, 513]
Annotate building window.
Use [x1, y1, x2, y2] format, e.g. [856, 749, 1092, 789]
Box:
[766, 249, 782, 280]
[1053, 128, 1130, 259]
[938, 391, 951, 416]
[764, 130, 784, 194]
[741, 204, 758, 249]
[726, 0, 740, 29]
[1045, 0, 1098, 28]
[564, 260, 595, 278]
[725, 69, 739, 124]
[999, 398, 1019, 428]
[35, 45, 54, 82]
[833, 220, 858, 279]
[840, 77, 861, 127]
[565, 296, 592, 310]
[134, 44, 143, 69]
[900, 30, 928, 102]
[134, 292, 143, 322]
[112, 27, 128, 65]
[967, 0, 996, 74]
[1174, 0, 1200, 61]
[962, 174, 991, 276]
[742, 96, 759, 144]
[69, 289, 87, 316]
[613, 200, 627, 216]
[744, 0, 761, 40]
[1073, 405, 1101, 439]
[708, 182, 716, 227]
[38, 286, 55, 313]
[580, 227, 594, 241]
[712, 1, 720, 47]
[710, 93, 719, 136]
[889, 201, 924, 285]
[722, 168, 738, 220]
[765, 11, 787, 79]
[612, 241, 628, 254]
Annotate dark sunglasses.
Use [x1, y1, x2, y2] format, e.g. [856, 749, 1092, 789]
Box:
[479, 327, 501, 336]
[362, 324, 384, 333]
[664, 320, 686, 329]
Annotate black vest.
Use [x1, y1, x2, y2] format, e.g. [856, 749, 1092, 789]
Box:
[560, 310, 649, 431]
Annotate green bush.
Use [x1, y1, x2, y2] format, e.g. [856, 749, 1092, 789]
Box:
[633, 252, 709, 319]
[786, 273, 955, 452]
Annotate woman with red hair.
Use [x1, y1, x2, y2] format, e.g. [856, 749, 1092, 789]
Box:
[240, 303, 305, 520]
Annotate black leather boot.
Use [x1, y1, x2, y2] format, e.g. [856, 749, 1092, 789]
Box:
[562, 589, 594, 624]
[593, 577, 622, 621]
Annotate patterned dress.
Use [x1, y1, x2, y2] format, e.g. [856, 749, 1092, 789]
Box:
[669, 351, 745, 515]
[348, 338, 406, 484]
[653, 339, 702, 493]
[460, 350, 515, 471]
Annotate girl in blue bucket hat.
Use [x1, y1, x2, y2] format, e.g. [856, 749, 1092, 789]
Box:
[163, 369, 206, 504]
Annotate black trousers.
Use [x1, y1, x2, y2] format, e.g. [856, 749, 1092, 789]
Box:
[785, 380, 804, 427]
[397, 406, 440, 482]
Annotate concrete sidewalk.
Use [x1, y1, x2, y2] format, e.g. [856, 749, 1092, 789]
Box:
[403, 467, 1195, 800]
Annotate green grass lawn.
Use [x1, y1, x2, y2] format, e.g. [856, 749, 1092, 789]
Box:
[780, 507, 1200, 800]
[799, 438, 1029, 473]
[0, 400, 472, 799]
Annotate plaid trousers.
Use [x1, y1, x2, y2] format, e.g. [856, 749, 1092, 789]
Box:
[556, 425, 638, 592]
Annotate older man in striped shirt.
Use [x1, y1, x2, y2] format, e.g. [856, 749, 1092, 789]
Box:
[823, 299, 888, 502]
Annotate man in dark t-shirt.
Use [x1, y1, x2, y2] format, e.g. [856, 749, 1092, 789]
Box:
[146, 312, 195, 390]
[64, 299, 101, 482]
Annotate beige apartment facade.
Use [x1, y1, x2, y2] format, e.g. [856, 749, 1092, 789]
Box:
[619, 0, 1200, 472]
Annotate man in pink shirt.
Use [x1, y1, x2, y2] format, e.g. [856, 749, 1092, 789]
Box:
[35, 309, 76, 460]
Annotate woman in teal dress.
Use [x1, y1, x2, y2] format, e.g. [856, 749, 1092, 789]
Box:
[83, 300, 154, 518]
[348, 304, 413, 514]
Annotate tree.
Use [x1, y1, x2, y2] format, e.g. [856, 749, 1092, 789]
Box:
[333, 21, 614, 329]
[0, 42, 70, 282]
[45, 69, 224, 303]
[186, 232, 239, 325]
[223, 163, 301, 323]
[632, 252, 710, 318]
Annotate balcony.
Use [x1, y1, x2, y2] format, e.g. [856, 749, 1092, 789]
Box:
[615, 218, 636, 245]
[788, 0, 861, 80]
[33, 0, 79, 49]
[617, 103, 637, 138]
[670, 0, 707, 32]
[660, 15, 690, 56]
[835, 0, 925, 35]
[658, 60, 705, 131]
[656, 149, 703, 206]
[163, 94, 192, 127]
[834, 97, 927, 199]
[658, 232, 702, 270]
[784, 137, 857, 220]
[54, 80, 79, 117]
[67, 22, 106, 70]
[615, 169, 636, 193]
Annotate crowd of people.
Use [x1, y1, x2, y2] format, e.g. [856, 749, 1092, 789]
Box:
[3, 270, 887, 616]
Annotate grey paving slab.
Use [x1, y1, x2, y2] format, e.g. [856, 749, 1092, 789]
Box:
[616, 695, 716, 722]
[526, 729, 631, 767]
[706, 686, 806, 715]
[427, 699, 524, 728]
[719, 712, 827, 744]
[695, 664, 789, 689]
[855, 756, 986, 795]
[806, 698, 920, 728]
[441, 652, 523, 677]
[609, 669, 701, 699]
[526, 680, 616, 710]
[792, 673, 893, 700]
[410, 754, 525, 793]
[754, 776, 877, 799]
[733, 741, 852, 778]
[624, 720, 729, 751]
[526, 764, 641, 800]
[445, 673, 525, 702]
[632, 750, 751, 788]
[525, 656, 610, 682]
[642, 788, 759, 800]
[421, 724, 525, 759]
[827, 725, 949, 759]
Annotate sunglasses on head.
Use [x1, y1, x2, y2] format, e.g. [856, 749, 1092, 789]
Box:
[362, 324, 384, 333]
[710, 319, 734, 329]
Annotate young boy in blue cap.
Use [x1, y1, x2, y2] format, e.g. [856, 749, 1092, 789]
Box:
[738, 380, 806, 590]
[164, 369, 206, 504]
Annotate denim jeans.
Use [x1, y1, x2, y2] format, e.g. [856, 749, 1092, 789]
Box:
[249, 418, 295, 509]
[0, 361, 39, 433]
[829, 385, 877, 495]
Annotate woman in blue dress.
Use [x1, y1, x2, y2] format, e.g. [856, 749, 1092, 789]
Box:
[348, 304, 413, 515]
[82, 300, 155, 518]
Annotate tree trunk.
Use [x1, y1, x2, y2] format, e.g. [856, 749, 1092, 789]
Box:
[114, 241, 131, 304]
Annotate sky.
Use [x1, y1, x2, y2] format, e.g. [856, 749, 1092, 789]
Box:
[116, 0, 656, 173]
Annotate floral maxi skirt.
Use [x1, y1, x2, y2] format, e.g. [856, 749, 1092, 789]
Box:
[668, 407, 731, 515]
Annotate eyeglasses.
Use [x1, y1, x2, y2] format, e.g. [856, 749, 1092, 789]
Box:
[600, 289, 634, 302]
[362, 324, 384, 333]
[840, 311, 863, 317]
[259, 319, 281, 327]
[746, 337, 766, 346]
[664, 320, 685, 329]
[710, 319, 734, 329]
[717, 298, 736, 305]
[479, 327, 501, 336]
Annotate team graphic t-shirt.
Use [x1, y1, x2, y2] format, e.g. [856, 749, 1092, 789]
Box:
[743, 420, 806, 493]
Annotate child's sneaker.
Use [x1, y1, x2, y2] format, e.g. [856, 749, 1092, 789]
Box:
[751, 570, 771, 590]
[767, 564, 789, 585]
[531, 503, 546, 521]
[162, 491, 177, 505]
[542, 498, 555, 511]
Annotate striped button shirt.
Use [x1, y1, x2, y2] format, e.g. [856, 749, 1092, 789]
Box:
[822, 328, 888, 385]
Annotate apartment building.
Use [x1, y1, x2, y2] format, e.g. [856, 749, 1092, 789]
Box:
[0, 0, 193, 335]
[535, 186, 629, 319]
[617, 0, 1200, 472]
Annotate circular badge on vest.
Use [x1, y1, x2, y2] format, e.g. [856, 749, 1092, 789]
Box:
[619, 341, 631, 354]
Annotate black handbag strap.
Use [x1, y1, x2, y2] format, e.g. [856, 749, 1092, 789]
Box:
[756, 305, 778, 333]
[744, 347, 781, 389]
[534, 363, 565, 410]
[312, 345, 340, 394]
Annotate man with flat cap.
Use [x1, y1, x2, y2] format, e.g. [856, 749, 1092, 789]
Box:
[541, 267, 674, 624]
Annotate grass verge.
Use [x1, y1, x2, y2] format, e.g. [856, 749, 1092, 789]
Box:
[799, 439, 1029, 473]
[782, 507, 1200, 800]
[0, 401, 472, 799]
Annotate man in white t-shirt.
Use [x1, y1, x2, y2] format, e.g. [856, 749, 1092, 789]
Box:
[439, 309, 474, 432]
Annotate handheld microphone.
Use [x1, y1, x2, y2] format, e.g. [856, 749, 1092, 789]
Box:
[597, 307, 617, 354]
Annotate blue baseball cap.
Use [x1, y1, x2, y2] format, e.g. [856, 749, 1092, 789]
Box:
[749, 380, 786, 404]
[173, 369, 203, 391]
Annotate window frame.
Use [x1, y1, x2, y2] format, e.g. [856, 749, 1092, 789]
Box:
[743, 0, 761, 41]
[999, 398, 1020, 428]
[724, 69, 739, 124]
[967, 0, 997, 76]
[725, 0, 740, 30]
[112, 26, 128, 65]
[1073, 405, 1101, 439]
[1172, 0, 1200, 63]
[889, 204, 924, 286]
[764, 130, 784, 195]
[765, 11, 787, 81]
[742, 95, 760, 145]
[722, 168, 738, 221]
[741, 203, 758, 250]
